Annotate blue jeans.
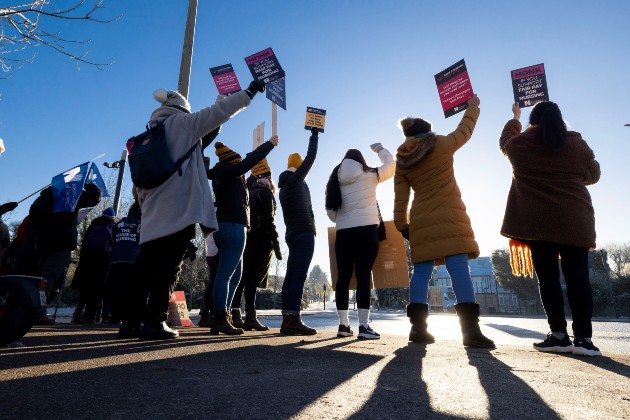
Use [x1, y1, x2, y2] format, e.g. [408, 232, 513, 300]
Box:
[409, 253, 475, 304]
[281, 231, 315, 314]
[212, 223, 246, 312]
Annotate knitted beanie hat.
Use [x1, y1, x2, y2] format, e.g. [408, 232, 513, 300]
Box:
[398, 117, 432, 137]
[102, 207, 115, 217]
[153, 89, 191, 113]
[215, 142, 242, 164]
[287, 153, 303, 170]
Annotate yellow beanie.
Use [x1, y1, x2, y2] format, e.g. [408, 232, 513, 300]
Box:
[287, 153, 303, 170]
[215, 142, 242, 164]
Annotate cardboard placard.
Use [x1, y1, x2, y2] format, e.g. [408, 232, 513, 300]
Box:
[435, 59, 474, 118]
[210, 63, 241, 96]
[167, 291, 194, 327]
[328, 221, 409, 290]
[266, 77, 286, 110]
[245, 47, 285, 84]
[304, 107, 326, 133]
[511, 63, 549, 108]
[251, 122, 271, 178]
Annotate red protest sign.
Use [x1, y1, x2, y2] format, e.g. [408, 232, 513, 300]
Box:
[435, 59, 474, 118]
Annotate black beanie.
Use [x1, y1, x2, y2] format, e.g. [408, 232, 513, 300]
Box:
[399, 117, 432, 137]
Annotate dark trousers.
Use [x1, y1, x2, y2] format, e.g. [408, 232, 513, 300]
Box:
[335, 225, 379, 310]
[129, 225, 195, 324]
[107, 262, 135, 323]
[281, 231, 315, 314]
[231, 277, 257, 311]
[529, 240, 593, 338]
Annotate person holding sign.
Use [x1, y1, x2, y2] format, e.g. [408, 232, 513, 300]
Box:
[499, 101, 601, 356]
[325, 144, 395, 340]
[393, 95, 494, 348]
[207, 136, 279, 335]
[277, 128, 319, 335]
[230, 174, 281, 331]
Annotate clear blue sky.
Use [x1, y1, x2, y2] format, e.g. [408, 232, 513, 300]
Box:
[1, 1, 629, 278]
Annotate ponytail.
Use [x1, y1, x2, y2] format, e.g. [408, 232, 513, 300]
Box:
[325, 164, 342, 211]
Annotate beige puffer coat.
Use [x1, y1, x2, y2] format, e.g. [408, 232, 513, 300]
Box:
[393, 105, 480, 265]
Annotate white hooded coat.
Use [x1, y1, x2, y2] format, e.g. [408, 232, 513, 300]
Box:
[137, 91, 250, 244]
[327, 148, 395, 230]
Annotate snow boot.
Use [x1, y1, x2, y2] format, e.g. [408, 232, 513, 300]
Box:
[407, 303, 435, 344]
[455, 302, 495, 348]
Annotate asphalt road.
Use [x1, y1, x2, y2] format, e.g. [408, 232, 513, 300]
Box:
[2, 318, 629, 419]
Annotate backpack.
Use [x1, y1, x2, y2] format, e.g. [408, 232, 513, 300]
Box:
[83, 224, 114, 254]
[128, 118, 199, 189]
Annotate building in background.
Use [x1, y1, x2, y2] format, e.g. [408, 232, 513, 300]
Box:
[431, 257, 520, 314]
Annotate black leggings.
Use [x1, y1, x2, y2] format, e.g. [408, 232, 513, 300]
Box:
[334, 225, 379, 310]
[529, 240, 593, 338]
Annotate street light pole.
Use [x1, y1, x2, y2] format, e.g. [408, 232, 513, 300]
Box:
[177, 0, 198, 98]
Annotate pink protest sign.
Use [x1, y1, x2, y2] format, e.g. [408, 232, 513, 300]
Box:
[209, 63, 241, 95]
[434, 59, 474, 118]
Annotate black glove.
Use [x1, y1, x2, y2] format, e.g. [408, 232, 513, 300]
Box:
[310, 127, 319, 137]
[184, 241, 198, 262]
[400, 225, 410, 241]
[203, 156, 211, 172]
[273, 240, 283, 260]
[0, 201, 18, 216]
[245, 80, 265, 99]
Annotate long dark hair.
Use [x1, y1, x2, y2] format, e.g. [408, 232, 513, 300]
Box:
[529, 101, 567, 148]
[325, 149, 377, 211]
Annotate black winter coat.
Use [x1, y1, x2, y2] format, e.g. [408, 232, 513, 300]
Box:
[242, 183, 278, 288]
[208, 141, 274, 227]
[278, 134, 318, 240]
[29, 183, 102, 253]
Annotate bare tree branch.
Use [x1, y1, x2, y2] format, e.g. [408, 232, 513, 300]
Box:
[0, 0, 121, 76]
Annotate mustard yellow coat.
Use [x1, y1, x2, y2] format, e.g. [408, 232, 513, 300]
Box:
[393, 105, 480, 265]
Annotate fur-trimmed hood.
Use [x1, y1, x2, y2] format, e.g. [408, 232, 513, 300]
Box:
[395, 134, 437, 169]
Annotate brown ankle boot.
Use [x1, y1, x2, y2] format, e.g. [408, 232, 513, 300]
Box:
[210, 311, 244, 335]
[243, 310, 269, 331]
[197, 313, 214, 328]
[280, 314, 317, 335]
[231, 309, 244, 328]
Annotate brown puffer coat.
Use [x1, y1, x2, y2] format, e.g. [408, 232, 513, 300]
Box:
[499, 119, 600, 248]
[394, 105, 480, 265]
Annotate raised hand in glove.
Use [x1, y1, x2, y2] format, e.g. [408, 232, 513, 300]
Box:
[245, 80, 266, 99]
[0, 201, 18, 216]
[273, 241, 283, 260]
[400, 225, 410, 240]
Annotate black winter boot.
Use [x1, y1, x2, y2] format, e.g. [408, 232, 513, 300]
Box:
[407, 303, 435, 344]
[210, 311, 244, 335]
[280, 314, 317, 335]
[243, 310, 269, 331]
[139, 321, 179, 341]
[455, 303, 495, 348]
[231, 309, 245, 328]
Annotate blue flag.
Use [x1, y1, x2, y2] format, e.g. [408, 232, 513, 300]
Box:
[52, 162, 90, 213]
[87, 162, 110, 198]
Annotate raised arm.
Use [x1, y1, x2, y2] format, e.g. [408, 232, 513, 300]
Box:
[292, 129, 319, 182]
[444, 95, 480, 154]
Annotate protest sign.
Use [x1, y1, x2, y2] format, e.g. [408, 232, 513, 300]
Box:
[209, 63, 241, 95]
[435, 59, 474, 118]
[245, 48, 285, 84]
[328, 221, 409, 290]
[511, 63, 549, 108]
[251, 122, 271, 178]
[266, 77, 286, 110]
[304, 107, 326, 133]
